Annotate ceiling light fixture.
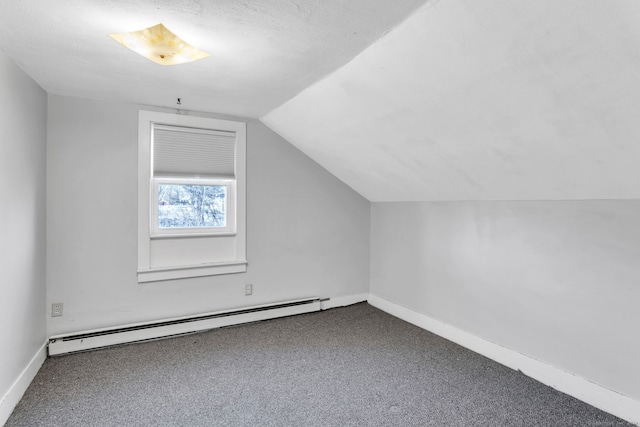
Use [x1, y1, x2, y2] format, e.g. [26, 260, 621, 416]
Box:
[109, 23, 210, 66]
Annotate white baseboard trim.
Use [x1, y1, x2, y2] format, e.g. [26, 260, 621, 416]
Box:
[368, 294, 640, 426]
[0, 342, 47, 426]
[320, 293, 368, 310]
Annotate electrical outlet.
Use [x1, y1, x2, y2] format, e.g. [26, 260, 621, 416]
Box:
[51, 303, 63, 317]
[245, 284, 253, 296]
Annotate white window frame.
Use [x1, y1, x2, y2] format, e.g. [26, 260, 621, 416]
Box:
[151, 177, 236, 238]
[137, 110, 246, 283]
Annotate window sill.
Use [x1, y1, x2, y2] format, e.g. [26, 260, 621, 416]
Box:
[150, 231, 237, 239]
[137, 260, 247, 283]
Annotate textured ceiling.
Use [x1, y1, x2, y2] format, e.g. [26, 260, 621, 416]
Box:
[262, 0, 640, 201]
[0, 0, 427, 118]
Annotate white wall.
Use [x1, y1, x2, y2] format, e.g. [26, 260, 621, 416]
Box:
[262, 1, 640, 203]
[46, 95, 370, 336]
[0, 51, 47, 416]
[371, 201, 640, 401]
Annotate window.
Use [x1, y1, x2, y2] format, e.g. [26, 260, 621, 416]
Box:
[150, 124, 238, 237]
[137, 111, 246, 282]
[154, 178, 232, 233]
[153, 178, 234, 236]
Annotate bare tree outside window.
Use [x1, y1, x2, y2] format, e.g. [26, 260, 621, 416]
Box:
[158, 184, 227, 229]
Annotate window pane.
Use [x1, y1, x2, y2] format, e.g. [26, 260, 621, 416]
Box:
[158, 184, 227, 228]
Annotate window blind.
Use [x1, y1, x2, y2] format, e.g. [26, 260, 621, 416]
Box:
[153, 124, 236, 177]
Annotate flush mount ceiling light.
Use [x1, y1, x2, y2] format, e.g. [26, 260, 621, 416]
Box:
[109, 23, 210, 66]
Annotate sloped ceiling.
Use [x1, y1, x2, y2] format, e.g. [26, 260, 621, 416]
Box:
[262, 0, 640, 201]
[0, 0, 427, 118]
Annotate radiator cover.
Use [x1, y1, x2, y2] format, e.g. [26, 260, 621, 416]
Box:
[48, 298, 321, 356]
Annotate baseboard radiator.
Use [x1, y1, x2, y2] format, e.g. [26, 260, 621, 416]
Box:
[48, 298, 321, 356]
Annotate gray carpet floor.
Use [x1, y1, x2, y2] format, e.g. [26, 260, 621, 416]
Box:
[7, 303, 632, 426]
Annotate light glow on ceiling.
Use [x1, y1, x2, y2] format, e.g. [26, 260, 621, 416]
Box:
[109, 23, 210, 66]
